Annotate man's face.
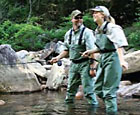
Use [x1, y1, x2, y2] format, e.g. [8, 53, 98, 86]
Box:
[71, 15, 83, 27]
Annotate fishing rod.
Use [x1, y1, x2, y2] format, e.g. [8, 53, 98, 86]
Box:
[0, 60, 63, 66]
[0, 60, 47, 66]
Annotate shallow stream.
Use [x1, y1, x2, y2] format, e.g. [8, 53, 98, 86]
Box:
[0, 91, 140, 115]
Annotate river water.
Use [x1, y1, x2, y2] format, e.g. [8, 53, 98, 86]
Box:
[0, 90, 140, 115]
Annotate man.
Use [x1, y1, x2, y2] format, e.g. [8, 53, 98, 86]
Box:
[50, 9, 98, 105]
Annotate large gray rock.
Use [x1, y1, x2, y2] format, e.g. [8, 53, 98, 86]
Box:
[117, 82, 140, 98]
[46, 58, 70, 90]
[0, 44, 17, 65]
[1, 44, 140, 92]
[0, 45, 40, 93]
[123, 50, 140, 74]
[0, 65, 40, 92]
[16, 50, 48, 79]
[46, 64, 66, 90]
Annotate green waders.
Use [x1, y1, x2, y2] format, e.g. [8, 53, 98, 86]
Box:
[65, 44, 98, 105]
[94, 28, 122, 113]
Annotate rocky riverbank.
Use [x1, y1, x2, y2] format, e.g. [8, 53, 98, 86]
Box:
[0, 43, 140, 99]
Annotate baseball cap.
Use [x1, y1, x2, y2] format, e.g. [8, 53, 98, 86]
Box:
[71, 10, 83, 18]
[90, 6, 110, 17]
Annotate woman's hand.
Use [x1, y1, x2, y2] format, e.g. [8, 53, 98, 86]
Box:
[121, 61, 129, 71]
[89, 68, 96, 77]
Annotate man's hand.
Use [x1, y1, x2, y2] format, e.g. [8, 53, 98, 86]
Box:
[50, 57, 59, 64]
[49, 50, 68, 64]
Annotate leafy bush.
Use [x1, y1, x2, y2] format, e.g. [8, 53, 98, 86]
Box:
[0, 20, 22, 39]
[7, 5, 28, 23]
[44, 13, 97, 42]
[1, 14, 139, 52]
[125, 21, 140, 50]
[44, 16, 71, 42]
[128, 31, 140, 50]
[0, 20, 46, 51]
[83, 13, 96, 30]
[14, 24, 45, 51]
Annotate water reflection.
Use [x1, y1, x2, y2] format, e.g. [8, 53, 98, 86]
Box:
[0, 91, 140, 115]
[65, 103, 98, 115]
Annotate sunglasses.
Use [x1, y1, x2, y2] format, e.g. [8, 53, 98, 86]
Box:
[74, 16, 83, 20]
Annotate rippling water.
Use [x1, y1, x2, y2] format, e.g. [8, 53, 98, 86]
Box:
[0, 91, 140, 115]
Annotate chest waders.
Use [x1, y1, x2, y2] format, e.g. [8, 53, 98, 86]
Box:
[94, 22, 122, 113]
[65, 27, 98, 106]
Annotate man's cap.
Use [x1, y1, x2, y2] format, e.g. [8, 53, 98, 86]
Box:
[90, 6, 110, 17]
[71, 10, 83, 18]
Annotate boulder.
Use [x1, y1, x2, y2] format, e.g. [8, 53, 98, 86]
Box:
[0, 100, 5, 105]
[0, 45, 41, 93]
[0, 64, 41, 93]
[123, 50, 140, 74]
[46, 58, 70, 90]
[16, 50, 48, 79]
[46, 63, 66, 90]
[117, 82, 140, 98]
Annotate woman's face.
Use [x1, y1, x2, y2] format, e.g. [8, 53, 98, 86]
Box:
[92, 11, 104, 23]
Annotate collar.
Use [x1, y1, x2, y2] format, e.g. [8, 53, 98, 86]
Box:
[72, 24, 84, 33]
[97, 21, 108, 33]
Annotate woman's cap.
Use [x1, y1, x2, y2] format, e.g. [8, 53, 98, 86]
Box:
[90, 6, 110, 17]
[71, 10, 83, 18]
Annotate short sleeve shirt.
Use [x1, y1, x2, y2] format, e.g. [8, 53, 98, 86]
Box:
[95, 21, 128, 49]
[63, 25, 96, 51]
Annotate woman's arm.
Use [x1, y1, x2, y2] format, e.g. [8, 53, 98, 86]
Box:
[117, 47, 128, 70]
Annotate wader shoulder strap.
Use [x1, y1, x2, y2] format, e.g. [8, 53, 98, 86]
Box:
[69, 29, 73, 44]
[69, 27, 86, 45]
[78, 26, 86, 45]
[103, 22, 109, 34]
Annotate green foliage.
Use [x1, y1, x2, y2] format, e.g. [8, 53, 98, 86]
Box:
[27, 16, 40, 25]
[109, 0, 139, 26]
[7, 5, 28, 23]
[0, 0, 139, 52]
[44, 13, 97, 42]
[44, 16, 72, 42]
[14, 24, 45, 51]
[128, 31, 140, 50]
[125, 21, 140, 50]
[0, 13, 97, 51]
[45, 29, 67, 42]
[0, 20, 21, 39]
[83, 13, 96, 30]
[135, 7, 140, 22]
[0, 20, 46, 51]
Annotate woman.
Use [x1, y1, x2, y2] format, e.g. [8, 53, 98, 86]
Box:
[82, 6, 128, 114]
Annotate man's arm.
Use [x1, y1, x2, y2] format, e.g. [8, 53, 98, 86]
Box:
[50, 50, 69, 63]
